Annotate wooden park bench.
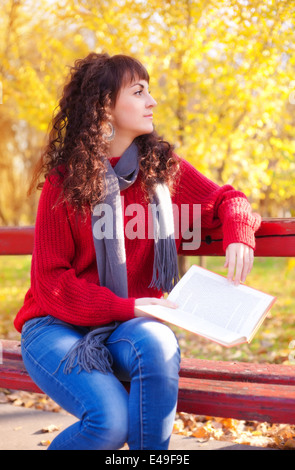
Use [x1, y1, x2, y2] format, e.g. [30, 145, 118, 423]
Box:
[1, 218, 295, 425]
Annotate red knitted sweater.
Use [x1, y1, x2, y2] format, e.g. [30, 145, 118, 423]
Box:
[14, 156, 261, 332]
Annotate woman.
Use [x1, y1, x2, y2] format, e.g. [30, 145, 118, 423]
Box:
[14, 53, 261, 450]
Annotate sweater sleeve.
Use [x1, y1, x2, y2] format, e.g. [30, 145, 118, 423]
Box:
[175, 158, 261, 252]
[30, 175, 135, 327]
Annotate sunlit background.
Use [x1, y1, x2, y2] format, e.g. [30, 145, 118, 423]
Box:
[0, 0, 295, 225]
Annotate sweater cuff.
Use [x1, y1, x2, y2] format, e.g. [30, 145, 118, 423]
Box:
[222, 213, 261, 251]
[109, 296, 136, 322]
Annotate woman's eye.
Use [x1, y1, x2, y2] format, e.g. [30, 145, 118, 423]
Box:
[135, 90, 143, 95]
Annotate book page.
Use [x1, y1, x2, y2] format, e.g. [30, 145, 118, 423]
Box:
[168, 265, 274, 338]
[136, 302, 247, 346]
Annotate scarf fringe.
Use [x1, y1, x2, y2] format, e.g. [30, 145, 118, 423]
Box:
[149, 234, 179, 293]
[59, 323, 119, 375]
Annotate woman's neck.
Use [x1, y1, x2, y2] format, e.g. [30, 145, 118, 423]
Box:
[108, 136, 134, 159]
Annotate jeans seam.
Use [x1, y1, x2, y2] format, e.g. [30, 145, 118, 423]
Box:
[107, 337, 144, 450]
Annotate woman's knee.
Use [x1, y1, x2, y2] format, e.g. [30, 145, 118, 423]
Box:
[131, 319, 181, 376]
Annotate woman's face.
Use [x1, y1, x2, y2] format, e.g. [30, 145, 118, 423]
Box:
[109, 79, 157, 142]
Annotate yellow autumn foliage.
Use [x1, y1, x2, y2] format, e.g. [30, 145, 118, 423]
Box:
[0, 0, 295, 224]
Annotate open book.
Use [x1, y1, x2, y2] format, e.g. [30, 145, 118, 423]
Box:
[137, 265, 276, 347]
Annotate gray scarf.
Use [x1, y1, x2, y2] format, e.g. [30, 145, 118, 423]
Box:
[60, 142, 179, 374]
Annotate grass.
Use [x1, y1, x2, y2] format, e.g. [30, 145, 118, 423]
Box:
[0, 255, 295, 364]
[0, 255, 31, 340]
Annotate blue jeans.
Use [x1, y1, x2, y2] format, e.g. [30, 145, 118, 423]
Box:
[21, 316, 180, 450]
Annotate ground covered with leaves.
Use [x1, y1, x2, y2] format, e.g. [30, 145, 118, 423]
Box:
[1, 255, 295, 449]
[1, 389, 295, 449]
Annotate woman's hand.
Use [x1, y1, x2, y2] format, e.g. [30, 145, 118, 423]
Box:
[134, 297, 178, 317]
[224, 243, 254, 286]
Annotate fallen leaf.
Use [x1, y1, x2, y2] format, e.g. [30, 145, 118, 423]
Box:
[173, 420, 184, 433]
[12, 399, 23, 407]
[191, 427, 210, 441]
[24, 400, 35, 408]
[7, 393, 20, 402]
[41, 424, 60, 433]
[39, 440, 51, 446]
[220, 418, 236, 429]
[283, 439, 295, 449]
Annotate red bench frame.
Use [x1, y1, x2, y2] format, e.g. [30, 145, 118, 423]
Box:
[1, 218, 295, 424]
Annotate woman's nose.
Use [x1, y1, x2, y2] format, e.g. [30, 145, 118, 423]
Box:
[146, 94, 157, 108]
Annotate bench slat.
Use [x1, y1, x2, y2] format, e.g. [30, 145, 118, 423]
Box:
[2, 340, 23, 362]
[184, 218, 295, 257]
[180, 358, 295, 386]
[0, 219, 295, 256]
[177, 377, 295, 424]
[0, 227, 34, 255]
[0, 368, 43, 394]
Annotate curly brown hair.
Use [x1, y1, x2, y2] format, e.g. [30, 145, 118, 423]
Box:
[29, 52, 180, 212]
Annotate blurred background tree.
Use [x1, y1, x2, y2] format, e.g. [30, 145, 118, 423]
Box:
[0, 0, 295, 225]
